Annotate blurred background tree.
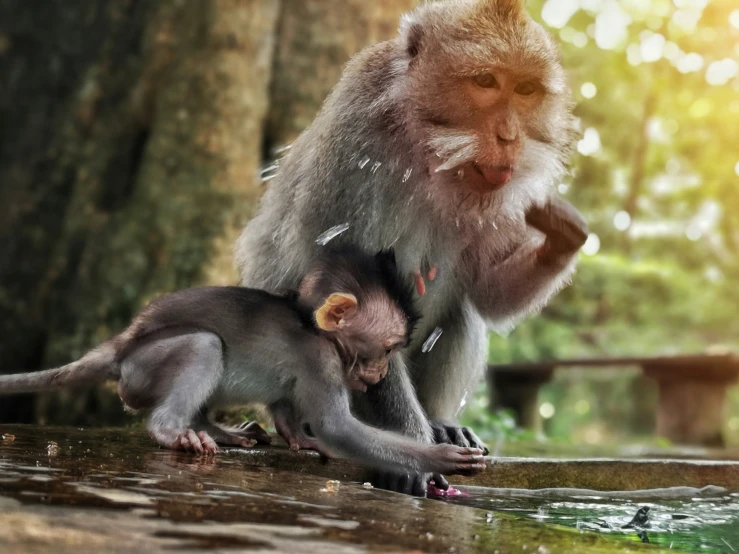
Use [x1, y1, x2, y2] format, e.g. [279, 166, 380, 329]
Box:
[0, 0, 737, 446]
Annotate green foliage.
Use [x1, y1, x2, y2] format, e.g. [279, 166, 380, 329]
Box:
[475, 0, 739, 445]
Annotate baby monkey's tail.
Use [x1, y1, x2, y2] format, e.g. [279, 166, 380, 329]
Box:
[0, 342, 118, 393]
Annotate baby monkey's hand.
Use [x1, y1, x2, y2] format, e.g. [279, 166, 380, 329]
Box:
[432, 444, 486, 476]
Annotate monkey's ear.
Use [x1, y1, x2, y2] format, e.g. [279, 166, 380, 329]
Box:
[315, 293, 358, 331]
[399, 15, 424, 59]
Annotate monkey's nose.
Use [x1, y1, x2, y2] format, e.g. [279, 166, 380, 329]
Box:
[497, 132, 517, 144]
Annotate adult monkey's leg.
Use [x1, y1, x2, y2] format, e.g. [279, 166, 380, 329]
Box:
[411, 299, 490, 453]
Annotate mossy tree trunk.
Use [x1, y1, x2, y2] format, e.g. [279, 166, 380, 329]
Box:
[264, 0, 417, 154]
[0, 0, 415, 425]
[0, 0, 279, 424]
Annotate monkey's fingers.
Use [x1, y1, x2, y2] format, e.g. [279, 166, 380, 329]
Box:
[370, 471, 428, 497]
[413, 270, 426, 296]
[430, 473, 449, 490]
[178, 429, 204, 455]
[462, 427, 489, 455]
[525, 198, 588, 246]
[432, 423, 451, 445]
[449, 427, 471, 448]
[196, 431, 219, 455]
[439, 446, 486, 476]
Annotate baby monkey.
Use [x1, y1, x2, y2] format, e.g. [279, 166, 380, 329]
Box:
[0, 247, 485, 477]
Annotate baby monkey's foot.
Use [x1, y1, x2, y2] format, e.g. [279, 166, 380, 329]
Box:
[216, 421, 272, 448]
[274, 418, 332, 458]
[174, 429, 219, 455]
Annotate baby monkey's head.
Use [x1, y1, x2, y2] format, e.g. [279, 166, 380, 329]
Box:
[299, 246, 419, 392]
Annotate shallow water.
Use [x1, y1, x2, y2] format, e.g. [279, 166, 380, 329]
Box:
[0, 424, 666, 553]
[444, 486, 739, 553]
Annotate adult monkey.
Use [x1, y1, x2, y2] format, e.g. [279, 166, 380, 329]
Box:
[237, 0, 588, 495]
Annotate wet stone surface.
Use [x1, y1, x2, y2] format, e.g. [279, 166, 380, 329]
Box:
[0, 425, 665, 553]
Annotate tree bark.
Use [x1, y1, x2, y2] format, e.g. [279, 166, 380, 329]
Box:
[0, 0, 279, 424]
[264, 0, 417, 155]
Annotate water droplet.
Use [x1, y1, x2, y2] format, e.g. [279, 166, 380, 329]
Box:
[260, 163, 279, 176]
[358, 156, 370, 169]
[422, 327, 443, 353]
[315, 223, 351, 246]
[402, 168, 413, 182]
[370, 162, 382, 174]
[455, 390, 469, 416]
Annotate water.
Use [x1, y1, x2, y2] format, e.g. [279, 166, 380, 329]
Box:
[444, 486, 739, 553]
[314, 223, 350, 246]
[421, 326, 443, 353]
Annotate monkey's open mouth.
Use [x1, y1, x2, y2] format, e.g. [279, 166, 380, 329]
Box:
[462, 163, 513, 192]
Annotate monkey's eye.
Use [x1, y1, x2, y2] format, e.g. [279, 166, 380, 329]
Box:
[474, 73, 498, 89]
[515, 81, 537, 96]
[385, 348, 393, 356]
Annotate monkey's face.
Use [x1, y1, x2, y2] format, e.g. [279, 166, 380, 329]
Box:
[341, 295, 410, 393]
[401, 0, 576, 216]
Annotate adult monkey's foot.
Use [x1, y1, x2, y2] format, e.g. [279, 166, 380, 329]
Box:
[370, 470, 449, 497]
[431, 420, 489, 454]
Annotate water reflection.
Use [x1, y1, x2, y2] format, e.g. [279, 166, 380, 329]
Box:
[444, 486, 739, 553]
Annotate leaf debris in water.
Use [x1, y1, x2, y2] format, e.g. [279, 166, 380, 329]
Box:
[315, 223, 350, 246]
[422, 327, 443, 353]
[320, 480, 341, 493]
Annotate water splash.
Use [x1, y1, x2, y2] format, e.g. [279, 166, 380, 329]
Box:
[260, 163, 279, 176]
[358, 156, 371, 169]
[421, 327, 443, 353]
[273, 143, 293, 155]
[261, 162, 279, 183]
[315, 223, 350, 246]
[455, 390, 469, 417]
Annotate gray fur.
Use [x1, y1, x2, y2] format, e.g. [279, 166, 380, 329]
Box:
[0, 277, 484, 477]
[236, 0, 581, 451]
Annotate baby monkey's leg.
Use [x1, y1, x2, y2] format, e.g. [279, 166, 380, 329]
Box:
[120, 331, 225, 454]
[193, 416, 272, 448]
[270, 399, 332, 457]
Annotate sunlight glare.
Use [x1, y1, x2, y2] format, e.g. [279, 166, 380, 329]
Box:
[705, 59, 738, 86]
[580, 82, 597, 98]
[595, 2, 631, 49]
[613, 211, 632, 231]
[542, 0, 579, 29]
[577, 127, 601, 156]
[582, 234, 601, 256]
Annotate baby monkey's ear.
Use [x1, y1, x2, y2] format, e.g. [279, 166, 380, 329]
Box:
[315, 293, 358, 331]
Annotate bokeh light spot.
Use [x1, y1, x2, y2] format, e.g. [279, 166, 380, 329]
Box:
[580, 82, 597, 98]
[539, 402, 556, 419]
[613, 211, 632, 231]
[582, 234, 601, 256]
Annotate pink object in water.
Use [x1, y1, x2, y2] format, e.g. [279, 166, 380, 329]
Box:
[427, 482, 468, 498]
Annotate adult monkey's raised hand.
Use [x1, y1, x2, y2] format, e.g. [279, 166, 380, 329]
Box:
[237, 0, 587, 496]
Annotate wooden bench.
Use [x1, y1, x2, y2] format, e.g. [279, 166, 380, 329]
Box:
[488, 354, 739, 446]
